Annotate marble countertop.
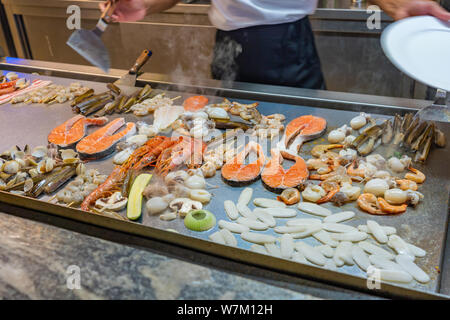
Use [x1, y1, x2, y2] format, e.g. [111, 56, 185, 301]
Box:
[0, 203, 381, 300]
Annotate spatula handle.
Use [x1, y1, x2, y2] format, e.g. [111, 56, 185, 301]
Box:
[100, 0, 118, 24]
[129, 49, 153, 75]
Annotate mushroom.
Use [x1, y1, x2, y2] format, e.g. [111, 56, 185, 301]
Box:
[95, 192, 128, 211]
[169, 198, 203, 217]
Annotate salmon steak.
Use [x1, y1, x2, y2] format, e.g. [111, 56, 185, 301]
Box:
[221, 141, 266, 186]
[261, 148, 309, 193]
[76, 118, 137, 160]
[48, 115, 108, 148]
[277, 115, 327, 157]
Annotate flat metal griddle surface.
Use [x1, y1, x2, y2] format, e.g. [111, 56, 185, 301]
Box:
[0, 71, 448, 297]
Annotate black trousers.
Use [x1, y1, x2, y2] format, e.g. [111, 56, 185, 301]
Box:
[211, 16, 326, 90]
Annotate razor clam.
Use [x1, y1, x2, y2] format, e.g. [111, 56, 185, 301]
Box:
[381, 119, 393, 144]
[411, 122, 434, 151]
[434, 128, 446, 148]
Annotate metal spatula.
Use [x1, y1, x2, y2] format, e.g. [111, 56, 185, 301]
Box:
[67, 0, 117, 73]
[112, 49, 152, 95]
[415, 89, 450, 123]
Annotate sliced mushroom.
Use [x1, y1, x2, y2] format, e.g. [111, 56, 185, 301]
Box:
[95, 192, 128, 211]
[169, 198, 203, 217]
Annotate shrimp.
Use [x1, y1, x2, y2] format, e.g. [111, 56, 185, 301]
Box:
[405, 167, 426, 184]
[311, 144, 344, 158]
[307, 158, 333, 175]
[277, 188, 301, 205]
[357, 193, 383, 215]
[377, 197, 407, 214]
[316, 181, 340, 204]
[395, 179, 418, 191]
[347, 160, 365, 179]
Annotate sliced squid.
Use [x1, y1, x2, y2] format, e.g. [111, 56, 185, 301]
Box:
[313, 230, 339, 247]
[237, 217, 269, 231]
[218, 220, 249, 234]
[323, 211, 355, 224]
[241, 232, 277, 244]
[395, 254, 430, 283]
[280, 234, 294, 259]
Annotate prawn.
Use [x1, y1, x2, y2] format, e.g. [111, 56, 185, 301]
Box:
[310, 144, 343, 158]
[346, 160, 365, 179]
[316, 181, 340, 204]
[377, 197, 407, 214]
[357, 193, 383, 215]
[277, 188, 301, 205]
[396, 179, 418, 191]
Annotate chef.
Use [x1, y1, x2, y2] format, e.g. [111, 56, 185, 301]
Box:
[100, 0, 450, 90]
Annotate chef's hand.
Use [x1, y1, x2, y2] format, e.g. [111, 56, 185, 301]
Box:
[99, 0, 180, 22]
[99, 0, 148, 22]
[373, 0, 450, 21]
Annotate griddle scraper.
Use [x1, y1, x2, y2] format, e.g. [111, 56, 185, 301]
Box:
[113, 49, 152, 95]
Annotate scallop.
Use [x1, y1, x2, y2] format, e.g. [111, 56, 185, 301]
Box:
[350, 113, 368, 130]
[302, 185, 326, 203]
[189, 189, 211, 203]
[363, 178, 389, 196]
[327, 129, 346, 143]
[206, 107, 230, 120]
[184, 175, 206, 189]
[339, 148, 357, 161]
[387, 157, 405, 173]
[146, 197, 169, 215]
[126, 134, 148, 147]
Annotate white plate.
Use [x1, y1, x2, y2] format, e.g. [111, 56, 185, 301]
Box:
[381, 16, 450, 91]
